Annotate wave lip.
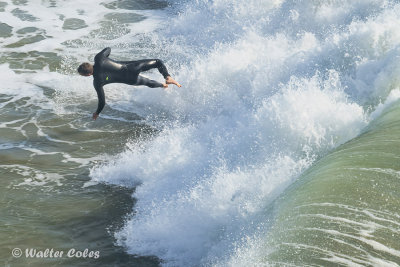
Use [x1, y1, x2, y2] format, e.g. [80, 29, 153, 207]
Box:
[257, 101, 400, 266]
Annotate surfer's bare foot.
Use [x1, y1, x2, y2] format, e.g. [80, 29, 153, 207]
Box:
[166, 76, 181, 87]
[162, 83, 168, 88]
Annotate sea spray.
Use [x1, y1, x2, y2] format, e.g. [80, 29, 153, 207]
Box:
[88, 0, 400, 266]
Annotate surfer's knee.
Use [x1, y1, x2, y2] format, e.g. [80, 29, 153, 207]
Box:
[154, 59, 164, 67]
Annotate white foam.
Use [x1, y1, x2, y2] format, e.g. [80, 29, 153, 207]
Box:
[0, 0, 166, 56]
[1, 164, 64, 187]
[89, 0, 400, 265]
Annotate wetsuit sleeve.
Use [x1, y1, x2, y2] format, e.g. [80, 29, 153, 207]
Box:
[94, 47, 111, 63]
[94, 83, 106, 114]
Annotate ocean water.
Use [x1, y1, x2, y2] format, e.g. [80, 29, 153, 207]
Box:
[2, 0, 400, 266]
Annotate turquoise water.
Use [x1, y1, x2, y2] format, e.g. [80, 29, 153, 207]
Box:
[260, 100, 400, 266]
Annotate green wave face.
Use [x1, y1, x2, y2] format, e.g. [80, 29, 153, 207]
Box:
[264, 102, 400, 266]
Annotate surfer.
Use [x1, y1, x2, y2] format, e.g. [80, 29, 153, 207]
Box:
[77, 47, 181, 120]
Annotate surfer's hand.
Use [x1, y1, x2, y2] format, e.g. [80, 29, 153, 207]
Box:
[92, 112, 99, 120]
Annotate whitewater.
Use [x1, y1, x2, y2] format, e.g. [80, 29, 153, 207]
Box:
[88, 0, 400, 266]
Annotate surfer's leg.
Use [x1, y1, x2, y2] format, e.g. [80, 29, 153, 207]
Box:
[165, 76, 181, 87]
[127, 59, 181, 87]
[129, 59, 170, 78]
[136, 75, 167, 88]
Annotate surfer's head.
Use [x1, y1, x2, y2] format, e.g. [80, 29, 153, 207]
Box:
[77, 63, 93, 76]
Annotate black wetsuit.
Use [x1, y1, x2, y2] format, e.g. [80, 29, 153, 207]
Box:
[93, 47, 170, 114]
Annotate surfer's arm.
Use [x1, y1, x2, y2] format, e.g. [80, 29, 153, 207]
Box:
[93, 83, 105, 119]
